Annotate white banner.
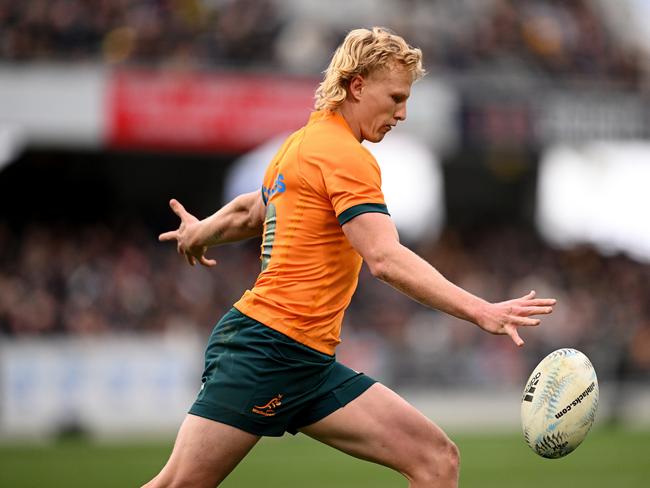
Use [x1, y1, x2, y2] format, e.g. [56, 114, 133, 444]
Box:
[0, 333, 204, 439]
[0, 63, 105, 148]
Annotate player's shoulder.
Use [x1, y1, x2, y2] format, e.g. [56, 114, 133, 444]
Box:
[301, 115, 374, 166]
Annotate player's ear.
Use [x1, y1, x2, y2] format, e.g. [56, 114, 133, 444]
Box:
[348, 75, 364, 101]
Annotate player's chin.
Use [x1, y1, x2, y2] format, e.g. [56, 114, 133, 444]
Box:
[368, 132, 387, 143]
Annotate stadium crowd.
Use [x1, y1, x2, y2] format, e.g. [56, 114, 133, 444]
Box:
[0, 0, 645, 86]
[1, 221, 648, 387]
[1, 0, 648, 390]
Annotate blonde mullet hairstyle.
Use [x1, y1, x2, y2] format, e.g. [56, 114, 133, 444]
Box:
[314, 27, 425, 111]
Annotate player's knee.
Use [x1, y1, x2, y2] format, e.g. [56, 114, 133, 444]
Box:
[446, 438, 460, 475]
[432, 437, 459, 479]
[409, 436, 460, 484]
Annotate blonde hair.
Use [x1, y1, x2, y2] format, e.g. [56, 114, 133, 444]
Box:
[314, 27, 425, 111]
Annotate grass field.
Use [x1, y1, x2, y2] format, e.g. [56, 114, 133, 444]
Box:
[1, 427, 647, 487]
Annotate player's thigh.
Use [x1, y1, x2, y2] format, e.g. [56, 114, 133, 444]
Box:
[145, 414, 260, 488]
[299, 383, 457, 475]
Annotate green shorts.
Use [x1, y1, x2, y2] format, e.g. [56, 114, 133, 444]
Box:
[189, 308, 376, 437]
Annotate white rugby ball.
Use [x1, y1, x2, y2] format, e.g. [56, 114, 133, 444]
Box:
[521, 348, 599, 459]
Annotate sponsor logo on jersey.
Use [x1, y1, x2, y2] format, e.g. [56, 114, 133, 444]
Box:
[262, 174, 286, 202]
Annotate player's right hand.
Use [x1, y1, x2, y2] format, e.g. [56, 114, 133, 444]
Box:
[159, 199, 217, 267]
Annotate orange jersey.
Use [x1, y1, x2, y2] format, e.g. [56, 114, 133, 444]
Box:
[234, 110, 389, 355]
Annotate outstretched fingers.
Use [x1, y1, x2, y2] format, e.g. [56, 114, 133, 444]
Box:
[514, 291, 556, 317]
[499, 291, 558, 346]
[158, 199, 218, 269]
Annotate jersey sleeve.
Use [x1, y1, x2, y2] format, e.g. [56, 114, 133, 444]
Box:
[320, 149, 390, 225]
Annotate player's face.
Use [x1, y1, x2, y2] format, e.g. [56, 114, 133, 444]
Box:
[357, 65, 413, 143]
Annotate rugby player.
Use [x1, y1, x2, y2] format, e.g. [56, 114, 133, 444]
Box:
[146, 27, 556, 488]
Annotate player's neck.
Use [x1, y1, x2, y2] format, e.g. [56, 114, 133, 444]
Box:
[336, 105, 363, 143]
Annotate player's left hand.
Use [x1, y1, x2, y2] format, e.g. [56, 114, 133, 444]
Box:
[158, 199, 217, 267]
[478, 290, 556, 347]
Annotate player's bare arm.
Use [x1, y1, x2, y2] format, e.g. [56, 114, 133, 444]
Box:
[342, 212, 556, 346]
[159, 190, 265, 267]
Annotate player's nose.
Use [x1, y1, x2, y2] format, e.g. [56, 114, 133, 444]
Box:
[395, 104, 406, 121]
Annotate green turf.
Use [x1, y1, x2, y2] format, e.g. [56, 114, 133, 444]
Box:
[0, 428, 647, 487]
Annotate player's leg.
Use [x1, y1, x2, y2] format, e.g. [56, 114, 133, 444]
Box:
[299, 382, 459, 488]
[141, 414, 260, 488]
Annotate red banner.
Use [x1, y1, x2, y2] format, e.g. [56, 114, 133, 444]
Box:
[107, 70, 318, 153]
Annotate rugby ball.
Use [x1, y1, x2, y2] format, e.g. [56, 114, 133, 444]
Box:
[521, 348, 599, 459]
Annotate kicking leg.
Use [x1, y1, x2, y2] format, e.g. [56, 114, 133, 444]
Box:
[299, 383, 459, 487]
[142, 414, 260, 488]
